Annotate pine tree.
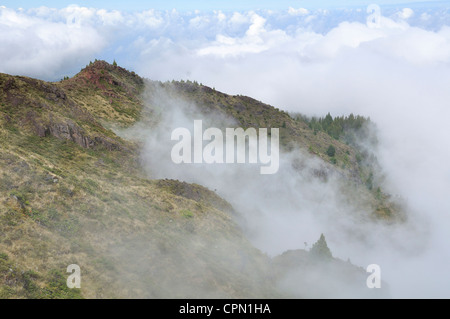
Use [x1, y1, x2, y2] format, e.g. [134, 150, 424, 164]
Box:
[326, 145, 336, 157]
[310, 233, 332, 260]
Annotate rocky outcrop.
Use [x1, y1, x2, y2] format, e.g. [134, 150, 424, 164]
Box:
[49, 120, 95, 149]
[23, 111, 125, 151]
[48, 120, 126, 151]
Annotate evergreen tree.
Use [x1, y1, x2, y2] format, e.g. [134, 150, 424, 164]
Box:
[310, 233, 332, 260]
[326, 145, 336, 157]
[322, 112, 333, 129]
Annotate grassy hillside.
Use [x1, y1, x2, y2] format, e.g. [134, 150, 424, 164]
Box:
[0, 60, 399, 298]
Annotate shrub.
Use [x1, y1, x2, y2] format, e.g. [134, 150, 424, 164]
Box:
[326, 145, 336, 157]
[182, 210, 194, 218]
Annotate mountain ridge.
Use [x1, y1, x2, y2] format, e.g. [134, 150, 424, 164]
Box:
[0, 60, 395, 298]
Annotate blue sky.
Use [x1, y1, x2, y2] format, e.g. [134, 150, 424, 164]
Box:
[1, 0, 449, 11]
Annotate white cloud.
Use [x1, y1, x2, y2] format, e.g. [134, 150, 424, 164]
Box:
[229, 11, 249, 26]
[215, 10, 227, 22]
[61, 5, 96, 25]
[300, 21, 385, 60]
[197, 12, 290, 57]
[368, 25, 450, 64]
[0, 7, 106, 79]
[397, 7, 414, 19]
[288, 7, 309, 16]
[189, 15, 210, 29]
[135, 9, 164, 28]
[420, 12, 431, 21]
[96, 9, 124, 26]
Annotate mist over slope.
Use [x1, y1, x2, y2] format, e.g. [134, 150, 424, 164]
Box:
[131, 79, 406, 251]
[126, 77, 431, 298]
[0, 60, 430, 298]
[122, 6, 450, 298]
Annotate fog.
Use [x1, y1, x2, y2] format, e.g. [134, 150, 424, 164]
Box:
[126, 14, 450, 297]
[114, 75, 433, 297]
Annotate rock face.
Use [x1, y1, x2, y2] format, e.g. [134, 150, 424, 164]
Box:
[23, 110, 118, 150]
[49, 120, 95, 149]
[47, 120, 125, 151]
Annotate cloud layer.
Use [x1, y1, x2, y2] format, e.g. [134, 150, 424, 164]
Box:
[0, 5, 449, 79]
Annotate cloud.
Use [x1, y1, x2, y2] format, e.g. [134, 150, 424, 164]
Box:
[1, 5, 448, 79]
[420, 12, 431, 21]
[0, 6, 107, 79]
[189, 15, 211, 29]
[288, 7, 309, 16]
[96, 9, 124, 26]
[196, 13, 292, 57]
[397, 7, 414, 19]
[215, 10, 227, 23]
[135, 9, 164, 28]
[229, 11, 249, 26]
